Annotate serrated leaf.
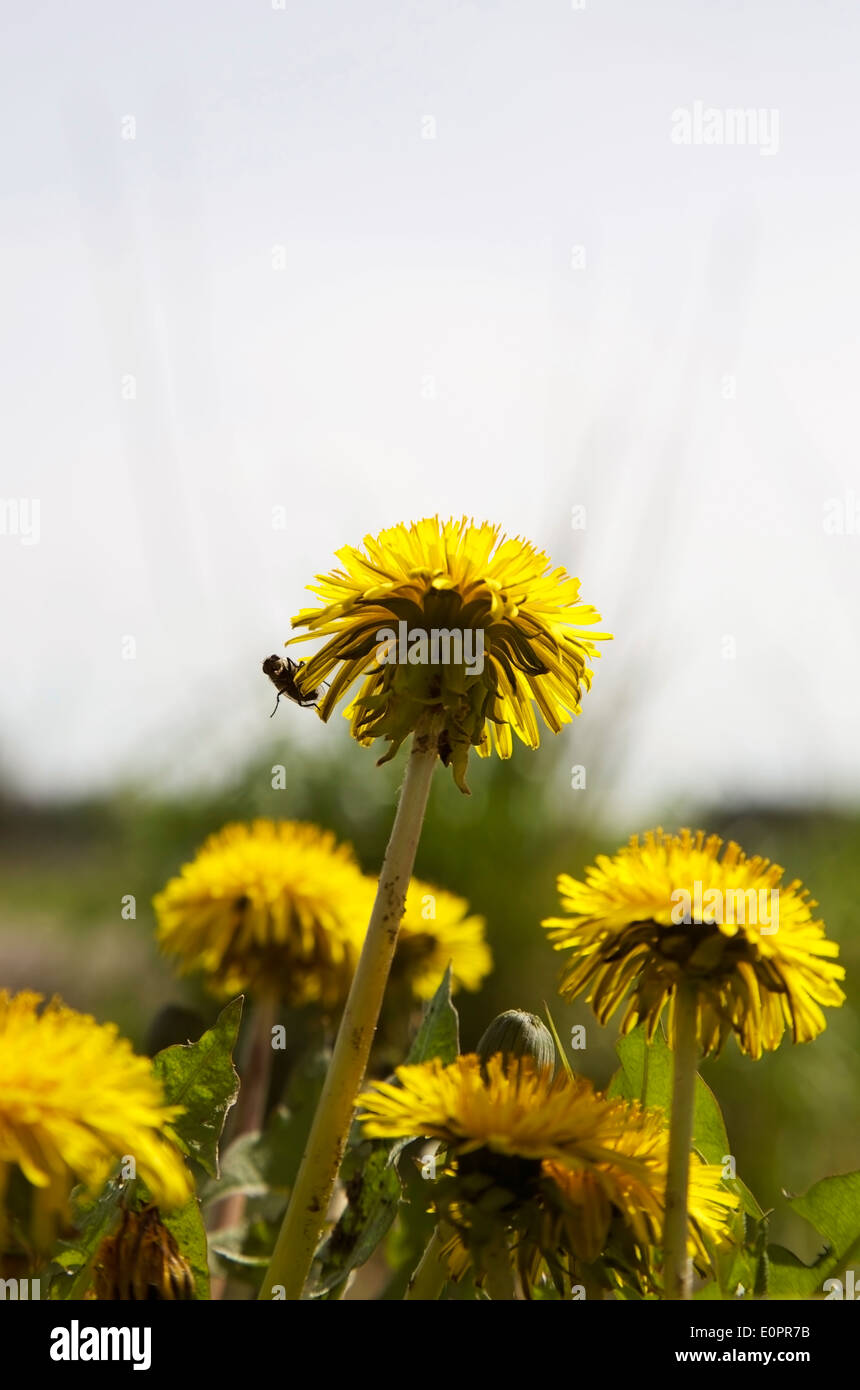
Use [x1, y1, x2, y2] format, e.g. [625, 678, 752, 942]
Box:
[405, 964, 460, 1065]
[792, 1170, 860, 1252]
[768, 1170, 860, 1298]
[153, 997, 243, 1179]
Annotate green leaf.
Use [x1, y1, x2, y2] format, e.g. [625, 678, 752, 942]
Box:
[310, 1143, 403, 1298]
[733, 1178, 766, 1223]
[695, 1212, 772, 1301]
[792, 1170, 860, 1253]
[768, 1170, 860, 1298]
[405, 964, 460, 1065]
[202, 1045, 330, 1208]
[51, 1180, 212, 1301]
[542, 1002, 573, 1079]
[607, 1024, 763, 1221]
[153, 996, 243, 1179]
[50, 1179, 126, 1300]
[384, 966, 459, 1167]
[208, 1224, 276, 1271]
[766, 1245, 818, 1299]
[607, 1025, 726, 1161]
[161, 1198, 211, 1300]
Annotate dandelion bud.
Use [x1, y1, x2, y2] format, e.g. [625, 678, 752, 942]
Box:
[476, 1010, 556, 1075]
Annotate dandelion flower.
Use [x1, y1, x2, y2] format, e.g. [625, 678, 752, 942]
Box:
[154, 820, 370, 1006]
[0, 991, 190, 1255]
[290, 516, 610, 791]
[359, 1054, 737, 1289]
[155, 820, 488, 1011]
[543, 828, 845, 1058]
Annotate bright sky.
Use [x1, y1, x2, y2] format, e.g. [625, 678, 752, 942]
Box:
[2, 0, 859, 821]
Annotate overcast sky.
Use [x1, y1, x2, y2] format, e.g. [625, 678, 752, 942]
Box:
[2, 0, 858, 822]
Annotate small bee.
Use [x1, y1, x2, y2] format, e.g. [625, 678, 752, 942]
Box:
[262, 654, 322, 716]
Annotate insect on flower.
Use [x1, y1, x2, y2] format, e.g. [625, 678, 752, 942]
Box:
[262, 654, 321, 716]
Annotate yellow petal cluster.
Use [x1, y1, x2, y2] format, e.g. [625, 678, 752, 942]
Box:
[359, 1053, 737, 1275]
[291, 517, 610, 789]
[543, 829, 845, 1056]
[0, 991, 190, 1253]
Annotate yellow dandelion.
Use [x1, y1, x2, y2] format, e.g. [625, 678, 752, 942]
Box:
[153, 819, 370, 1006]
[385, 878, 492, 1001]
[359, 1054, 737, 1288]
[155, 820, 489, 1012]
[543, 828, 846, 1058]
[0, 991, 190, 1256]
[290, 516, 611, 790]
[360, 1053, 635, 1162]
[542, 1140, 733, 1268]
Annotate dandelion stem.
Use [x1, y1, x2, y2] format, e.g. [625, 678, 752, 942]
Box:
[209, 993, 277, 1300]
[232, 993, 278, 1138]
[405, 1227, 449, 1300]
[663, 980, 699, 1300]
[259, 715, 441, 1300]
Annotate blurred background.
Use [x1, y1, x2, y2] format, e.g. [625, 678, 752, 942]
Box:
[2, 0, 858, 1271]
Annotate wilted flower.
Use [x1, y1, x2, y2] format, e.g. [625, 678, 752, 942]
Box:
[543, 829, 846, 1058]
[93, 1204, 195, 1300]
[290, 516, 610, 790]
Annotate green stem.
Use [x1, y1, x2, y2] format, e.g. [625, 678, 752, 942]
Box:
[258, 716, 440, 1300]
[663, 980, 700, 1300]
[232, 993, 278, 1139]
[209, 994, 278, 1300]
[405, 1227, 449, 1301]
